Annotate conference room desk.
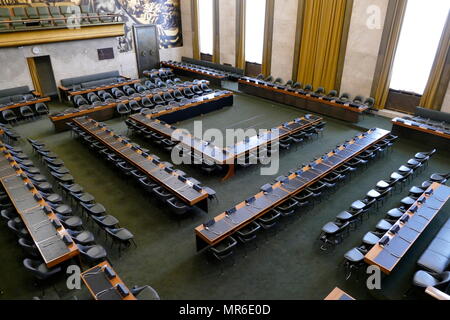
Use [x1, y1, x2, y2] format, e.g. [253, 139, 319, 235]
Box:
[238, 78, 368, 123]
[365, 182, 450, 275]
[161, 61, 227, 86]
[194, 128, 390, 251]
[391, 117, 450, 150]
[324, 287, 355, 300]
[0, 147, 79, 267]
[81, 261, 136, 300]
[0, 96, 51, 113]
[49, 81, 216, 132]
[72, 117, 210, 211]
[131, 113, 323, 181]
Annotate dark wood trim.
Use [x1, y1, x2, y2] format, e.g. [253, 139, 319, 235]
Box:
[335, 0, 354, 91]
[292, 0, 305, 82]
[262, 0, 275, 76]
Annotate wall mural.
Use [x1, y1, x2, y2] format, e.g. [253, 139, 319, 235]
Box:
[20, 0, 183, 52]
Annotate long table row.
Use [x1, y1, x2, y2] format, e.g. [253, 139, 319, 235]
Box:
[49, 81, 231, 132]
[238, 77, 368, 123]
[130, 113, 323, 180]
[194, 127, 391, 251]
[161, 61, 227, 86]
[391, 116, 450, 150]
[0, 144, 79, 267]
[365, 182, 450, 274]
[72, 117, 210, 211]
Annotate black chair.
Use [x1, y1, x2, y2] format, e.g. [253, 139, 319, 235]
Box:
[23, 258, 61, 280]
[20, 106, 35, 120]
[2, 110, 17, 124]
[77, 244, 107, 265]
[209, 236, 237, 265]
[318, 221, 350, 251]
[56, 214, 83, 229]
[131, 285, 160, 300]
[183, 87, 194, 98]
[35, 103, 49, 115]
[18, 237, 39, 257]
[67, 229, 95, 245]
[116, 103, 131, 117]
[141, 97, 154, 109]
[129, 100, 141, 113]
[105, 227, 136, 256]
[81, 202, 106, 217]
[91, 214, 119, 229]
[7, 219, 29, 237]
[166, 197, 192, 215]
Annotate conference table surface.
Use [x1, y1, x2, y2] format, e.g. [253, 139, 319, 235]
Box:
[324, 287, 355, 300]
[131, 113, 323, 180]
[194, 128, 390, 250]
[0, 146, 79, 267]
[81, 261, 136, 300]
[365, 182, 450, 274]
[132, 113, 322, 164]
[72, 117, 209, 208]
[161, 61, 228, 79]
[239, 77, 369, 113]
[392, 117, 450, 140]
[0, 96, 51, 112]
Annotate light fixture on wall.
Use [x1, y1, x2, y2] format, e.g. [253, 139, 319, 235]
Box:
[31, 46, 41, 55]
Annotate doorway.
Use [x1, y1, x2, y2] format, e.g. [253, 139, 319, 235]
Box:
[26, 55, 57, 97]
[133, 24, 160, 78]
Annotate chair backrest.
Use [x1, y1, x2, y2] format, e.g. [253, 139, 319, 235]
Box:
[49, 6, 61, 16]
[26, 7, 38, 16]
[13, 7, 26, 17]
[0, 8, 11, 18]
[37, 6, 50, 16]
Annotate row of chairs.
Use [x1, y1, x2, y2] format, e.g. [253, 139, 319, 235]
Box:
[0, 143, 108, 286]
[319, 149, 432, 252]
[1, 103, 49, 125]
[73, 79, 212, 109]
[27, 138, 136, 257]
[256, 74, 375, 109]
[70, 123, 215, 216]
[207, 133, 398, 264]
[0, 123, 20, 144]
[143, 68, 175, 81]
[0, 5, 116, 30]
[115, 84, 214, 117]
[342, 169, 449, 280]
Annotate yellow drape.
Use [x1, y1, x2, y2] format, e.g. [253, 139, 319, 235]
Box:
[420, 11, 450, 110]
[296, 0, 348, 90]
[26, 57, 43, 96]
[261, 0, 274, 76]
[372, 0, 407, 110]
[191, 0, 200, 60]
[235, 0, 246, 70]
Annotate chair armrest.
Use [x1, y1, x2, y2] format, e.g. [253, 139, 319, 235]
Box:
[425, 286, 450, 300]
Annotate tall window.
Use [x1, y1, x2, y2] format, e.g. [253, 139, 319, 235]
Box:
[245, 0, 266, 64]
[198, 0, 214, 56]
[390, 0, 449, 95]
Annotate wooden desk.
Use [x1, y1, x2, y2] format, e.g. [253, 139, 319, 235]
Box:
[0, 145, 79, 267]
[49, 81, 213, 132]
[0, 96, 51, 113]
[194, 128, 390, 251]
[81, 261, 136, 300]
[131, 113, 322, 181]
[391, 117, 450, 150]
[161, 61, 227, 86]
[365, 183, 450, 274]
[72, 117, 210, 211]
[324, 287, 355, 300]
[238, 78, 368, 123]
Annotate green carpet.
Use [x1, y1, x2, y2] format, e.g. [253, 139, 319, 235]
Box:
[0, 91, 449, 300]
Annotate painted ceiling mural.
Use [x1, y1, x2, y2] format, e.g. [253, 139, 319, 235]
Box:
[18, 0, 183, 52]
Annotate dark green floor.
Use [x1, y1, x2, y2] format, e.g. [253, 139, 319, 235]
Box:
[0, 89, 449, 300]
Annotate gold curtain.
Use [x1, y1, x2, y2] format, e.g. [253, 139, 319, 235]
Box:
[261, 0, 275, 76]
[371, 0, 407, 109]
[212, 0, 220, 63]
[296, 0, 348, 90]
[26, 57, 42, 96]
[235, 0, 246, 70]
[420, 11, 450, 110]
[191, 0, 200, 60]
